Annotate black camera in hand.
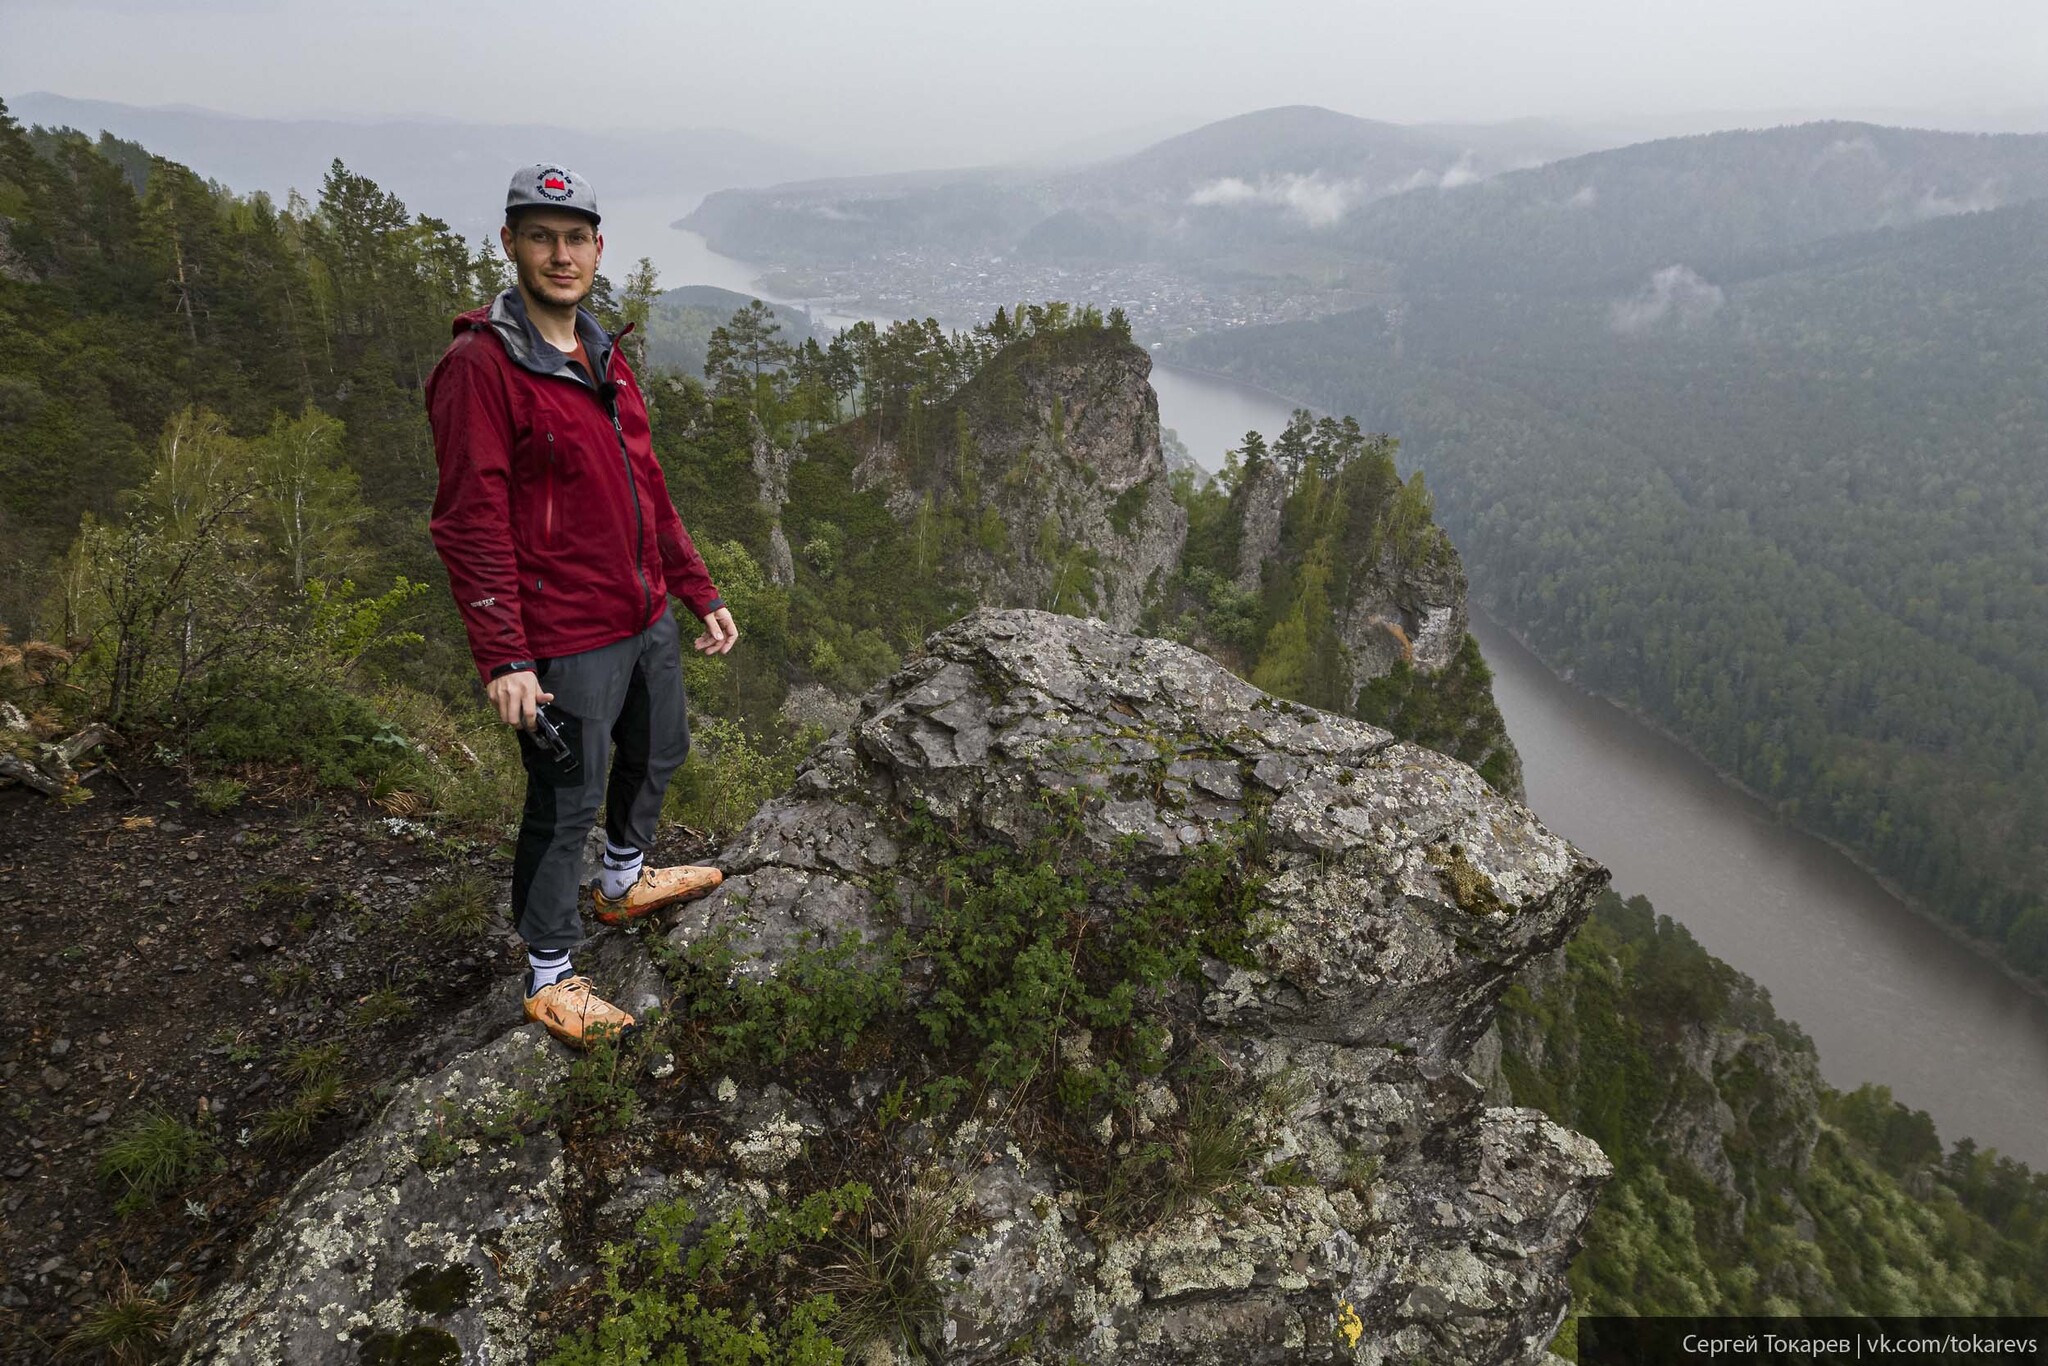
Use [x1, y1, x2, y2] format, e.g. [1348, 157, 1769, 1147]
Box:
[529, 701, 581, 780]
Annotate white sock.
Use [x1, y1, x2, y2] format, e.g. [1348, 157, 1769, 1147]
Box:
[599, 840, 644, 899]
[527, 948, 573, 995]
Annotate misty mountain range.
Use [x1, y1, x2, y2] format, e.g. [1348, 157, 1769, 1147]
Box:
[682, 105, 1613, 268]
[685, 109, 2048, 288]
[10, 93, 1626, 266]
[6, 91, 835, 242]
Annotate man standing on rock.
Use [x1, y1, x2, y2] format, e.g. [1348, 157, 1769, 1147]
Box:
[425, 164, 737, 1048]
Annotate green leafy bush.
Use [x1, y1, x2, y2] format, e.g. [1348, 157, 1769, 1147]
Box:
[192, 663, 422, 790]
[191, 776, 246, 813]
[543, 1186, 869, 1366]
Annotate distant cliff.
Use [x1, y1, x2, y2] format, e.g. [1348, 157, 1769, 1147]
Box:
[707, 322, 1522, 800]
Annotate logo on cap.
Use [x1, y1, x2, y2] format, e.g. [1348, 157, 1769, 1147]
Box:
[536, 167, 574, 202]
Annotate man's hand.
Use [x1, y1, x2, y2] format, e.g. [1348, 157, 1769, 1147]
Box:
[695, 606, 739, 655]
[487, 669, 554, 730]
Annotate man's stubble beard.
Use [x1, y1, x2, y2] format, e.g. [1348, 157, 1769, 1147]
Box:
[520, 267, 591, 312]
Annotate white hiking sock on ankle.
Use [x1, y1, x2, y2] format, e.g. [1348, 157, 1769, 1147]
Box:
[599, 840, 644, 900]
[527, 947, 573, 995]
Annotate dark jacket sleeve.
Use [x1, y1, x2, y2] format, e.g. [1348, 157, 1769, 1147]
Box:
[426, 336, 532, 680]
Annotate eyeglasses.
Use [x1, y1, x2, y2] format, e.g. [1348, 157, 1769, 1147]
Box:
[516, 226, 598, 252]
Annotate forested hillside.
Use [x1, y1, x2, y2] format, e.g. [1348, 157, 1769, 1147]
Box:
[1172, 139, 2048, 987]
[1506, 888, 2048, 1351]
[644, 285, 821, 378]
[0, 109, 507, 652]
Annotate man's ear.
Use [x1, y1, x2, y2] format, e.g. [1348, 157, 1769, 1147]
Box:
[499, 222, 516, 259]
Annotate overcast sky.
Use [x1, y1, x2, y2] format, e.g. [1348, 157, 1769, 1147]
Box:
[6, 0, 2047, 166]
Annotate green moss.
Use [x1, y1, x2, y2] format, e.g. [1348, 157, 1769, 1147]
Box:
[1425, 841, 1507, 915]
[399, 1263, 480, 1316]
[358, 1326, 460, 1365]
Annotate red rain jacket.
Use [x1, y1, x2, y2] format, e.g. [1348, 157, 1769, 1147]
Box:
[426, 290, 723, 681]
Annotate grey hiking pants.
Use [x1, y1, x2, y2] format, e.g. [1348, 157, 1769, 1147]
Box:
[511, 604, 691, 953]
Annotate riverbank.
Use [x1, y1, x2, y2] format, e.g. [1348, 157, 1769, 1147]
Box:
[1468, 595, 2048, 1011]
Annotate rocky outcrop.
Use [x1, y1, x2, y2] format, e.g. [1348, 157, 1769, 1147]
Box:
[1215, 408, 1469, 714]
[167, 1028, 572, 1364]
[852, 332, 1186, 631]
[1335, 549, 1468, 707]
[756, 332, 1505, 802]
[169, 609, 1608, 1363]
[750, 410, 799, 586]
[694, 611, 1606, 1362]
[1232, 459, 1288, 596]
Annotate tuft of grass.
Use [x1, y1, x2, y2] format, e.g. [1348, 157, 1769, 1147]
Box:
[1340, 1146, 1382, 1199]
[97, 1109, 220, 1216]
[1167, 1084, 1262, 1212]
[280, 1039, 346, 1084]
[261, 961, 317, 999]
[191, 776, 246, 814]
[59, 1270, 179, 1364]
[816, 1169, 967, 1356]
[254, 1072, 345, 1148]
[415, 871, 496, 940]
[351, 985, 415, 1026]
[1091, 1081, 1265, 1232]
[247, 875, 311, 906]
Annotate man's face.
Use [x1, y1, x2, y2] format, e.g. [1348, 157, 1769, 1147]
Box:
[501, 208, 603, 310]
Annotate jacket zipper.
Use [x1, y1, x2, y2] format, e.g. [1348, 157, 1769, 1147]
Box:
[538, 322, 652, 626]
[601, 327, 653, 626]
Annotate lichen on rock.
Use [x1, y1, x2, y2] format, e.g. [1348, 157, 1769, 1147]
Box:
[166, 1027, 571, 1365]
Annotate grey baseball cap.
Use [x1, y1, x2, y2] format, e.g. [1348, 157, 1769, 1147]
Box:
[505, 163, 600, 225]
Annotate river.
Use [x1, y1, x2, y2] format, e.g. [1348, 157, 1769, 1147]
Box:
[634, 215, 2048, 1167]
[1473, 610, 2048, 1168]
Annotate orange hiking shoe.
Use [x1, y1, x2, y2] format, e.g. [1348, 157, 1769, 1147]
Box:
[524, 975, 636, 1049]
[591, 863, 723, 924]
